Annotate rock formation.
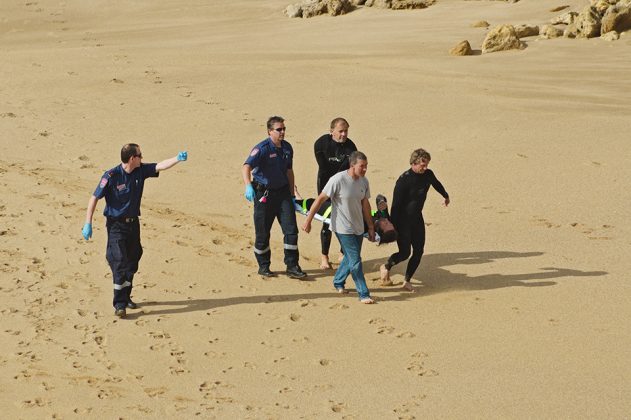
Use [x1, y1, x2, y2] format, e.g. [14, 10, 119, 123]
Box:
[482, 25, 524, 53]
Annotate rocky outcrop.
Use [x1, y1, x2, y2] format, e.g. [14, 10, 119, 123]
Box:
[575, 5, 602, 37]
[551, 11, 577, 24]
[600, 29, 620, 38]
[514, 24, 540, 37]
[482, 25, 524, 53]
[539, 24, 564, 38]
[546, 0, 631, 39]
[449, 40, 473, 55]
[286, 0, 354, 18]
[601, 3, 631, 33]
[286, 0, 435, 16]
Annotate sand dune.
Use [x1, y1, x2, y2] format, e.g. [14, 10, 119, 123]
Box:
[1, 0, 630, 417]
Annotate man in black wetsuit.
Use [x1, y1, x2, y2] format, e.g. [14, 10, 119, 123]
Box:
[313, 117, 357, 269]
[380, 148, 450, 292]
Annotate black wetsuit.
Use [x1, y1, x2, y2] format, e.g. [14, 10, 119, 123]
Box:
[313, 134, 357, 255]
[385, 169, 449, 280]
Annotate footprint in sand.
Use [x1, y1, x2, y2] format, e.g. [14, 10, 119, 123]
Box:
[198, 380, 235, 401]
[377, 326, 396, 335]
[22, 397, 50, 408]
[203, 350, 227, 358]
[144, 387, 167, 398]
[406, 352, 438, 377]
[393, 393, 427, 418]
[148, 331, 171, 340]
[329, 303, 349, 310]
[329, 400, 347, 413]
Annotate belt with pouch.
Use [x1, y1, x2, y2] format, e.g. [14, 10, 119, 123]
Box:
[107, 216, 137, 223]
[252, 181, 288, 193]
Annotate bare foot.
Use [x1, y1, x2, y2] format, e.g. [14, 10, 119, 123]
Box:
[380, 264, 392, 286]
[336, 288, 349, 294]
[320, 256, 333, 269]
[360, 297, 375, 304]
[402, 281, 415, 292]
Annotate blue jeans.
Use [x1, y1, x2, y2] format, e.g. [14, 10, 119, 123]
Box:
[333, 233, 371, 300]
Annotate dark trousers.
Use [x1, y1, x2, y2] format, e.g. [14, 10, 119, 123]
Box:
[106, 218, 142, 309]
[253, 185, 299, 269]
[386, 217, 426, 280]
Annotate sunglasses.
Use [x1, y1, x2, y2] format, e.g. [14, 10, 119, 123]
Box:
[135, 154, 143, 159]
[273, 127, 286, 132]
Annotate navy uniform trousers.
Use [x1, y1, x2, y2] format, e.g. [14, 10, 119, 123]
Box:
[253, 185, 299, 269]
[106, 218, 143, 309]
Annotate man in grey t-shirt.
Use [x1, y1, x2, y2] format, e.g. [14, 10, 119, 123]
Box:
[302, 151, 376, 304]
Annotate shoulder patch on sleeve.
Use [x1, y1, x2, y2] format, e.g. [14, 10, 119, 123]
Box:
[250, 148, 260, 157]
[99, 177, 108, 188]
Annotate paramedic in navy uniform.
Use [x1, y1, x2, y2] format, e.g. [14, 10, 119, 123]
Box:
[242, 116, 307, 279]
[82, 143, 187, 318]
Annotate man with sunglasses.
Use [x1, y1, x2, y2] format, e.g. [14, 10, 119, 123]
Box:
[82, 143, 188, 318]
[242, 116, 307, 280]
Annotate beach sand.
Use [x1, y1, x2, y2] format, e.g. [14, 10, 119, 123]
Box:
[1, 0, 630, 417]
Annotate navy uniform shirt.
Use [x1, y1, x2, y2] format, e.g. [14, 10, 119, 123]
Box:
[93, 163, 159, 218]
[244, 138, 293, 189]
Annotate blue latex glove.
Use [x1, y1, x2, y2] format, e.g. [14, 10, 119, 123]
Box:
[177, 151, 188, 161]
[82, 223, 92, 240]
[245, 184, 256, 202]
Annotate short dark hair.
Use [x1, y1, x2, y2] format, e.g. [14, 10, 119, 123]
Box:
[349, 150, 367, 165]
[266, 116, 285, 130]
[330, 117, 349, 130]
[121, 143, 140, 163]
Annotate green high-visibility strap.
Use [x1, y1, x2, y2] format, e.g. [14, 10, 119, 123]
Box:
[323, 205, 332, 219]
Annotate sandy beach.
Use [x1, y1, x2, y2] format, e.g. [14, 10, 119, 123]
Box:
[1, 0, 630, 417]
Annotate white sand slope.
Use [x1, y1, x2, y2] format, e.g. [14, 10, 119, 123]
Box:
[1, 0, 630, 417]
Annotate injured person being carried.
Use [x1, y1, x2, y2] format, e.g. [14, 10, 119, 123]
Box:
[294, 187, 397, 245]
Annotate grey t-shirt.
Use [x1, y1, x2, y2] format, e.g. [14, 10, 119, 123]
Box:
[322, 171, 370, 235]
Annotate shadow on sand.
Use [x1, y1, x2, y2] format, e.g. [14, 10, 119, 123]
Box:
[128, 250, 606, 318]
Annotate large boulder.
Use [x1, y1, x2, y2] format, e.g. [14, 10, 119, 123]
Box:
[600, 29, 620, 39]
[299, 0, 327, 17]
[601, 3, 631, 34]
[591, 0, 617, 15]
[514, 24, 540, 38]
[482, 25, 524, 53]
[449, 40, 473, 56]
[289, 0, 354, 18]
[286, 3, 303, 17]
[327, 0, 354, 15]
[551, 11, 577, 25]
[540, 24, 564, 38]
[575, 5, 602, 37]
